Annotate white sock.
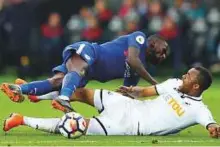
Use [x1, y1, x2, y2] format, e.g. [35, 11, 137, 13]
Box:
[37, 91, 59, 100]
[59, 95, 70, 101]
[23, 116, 61, 133]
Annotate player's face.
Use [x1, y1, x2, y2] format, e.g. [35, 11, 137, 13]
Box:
[180, 68, 200, 93]
[147, 41, 168, 65]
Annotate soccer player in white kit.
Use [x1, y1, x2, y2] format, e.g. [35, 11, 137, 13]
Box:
[3, 66, 220, 138]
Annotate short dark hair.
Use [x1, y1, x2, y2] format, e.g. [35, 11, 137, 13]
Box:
[194, 66, 212, 92]
[147, 34, 166, 43]
[147, 34, 169, 51]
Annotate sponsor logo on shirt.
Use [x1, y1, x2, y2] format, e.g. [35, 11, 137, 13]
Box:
[168, 98, 185, 117]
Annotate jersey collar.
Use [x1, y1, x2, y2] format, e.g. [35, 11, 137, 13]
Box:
[174, 88, 202, 101]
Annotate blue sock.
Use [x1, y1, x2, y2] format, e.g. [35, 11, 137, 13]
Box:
[60, 72, 82, 99]
[20, 80, 53, 95]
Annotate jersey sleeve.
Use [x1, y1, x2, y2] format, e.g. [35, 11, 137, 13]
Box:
[155, 79, 182, 95]
[128, 31, 146, 50]
[196, 105, 216, 129]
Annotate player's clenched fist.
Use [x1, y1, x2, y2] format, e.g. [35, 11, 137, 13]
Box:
[207, 123, 220, 138]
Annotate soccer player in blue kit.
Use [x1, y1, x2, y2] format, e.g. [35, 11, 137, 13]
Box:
[1, 31, 169, 113]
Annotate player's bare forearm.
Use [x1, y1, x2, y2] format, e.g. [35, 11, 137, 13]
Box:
[127, 47, 158, 85]
[117, 85, 158, 98]
[131, 86, 158, 97]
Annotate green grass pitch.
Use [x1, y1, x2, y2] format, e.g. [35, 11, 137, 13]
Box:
[0, 75, 219, 146]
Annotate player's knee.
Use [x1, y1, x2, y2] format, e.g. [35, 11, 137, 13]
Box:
[66, 54, 88, 74]
[48, 73, 64, 88]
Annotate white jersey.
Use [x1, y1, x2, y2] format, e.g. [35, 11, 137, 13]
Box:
[87, 79, 216, 136]
[135, 79, 216, 135]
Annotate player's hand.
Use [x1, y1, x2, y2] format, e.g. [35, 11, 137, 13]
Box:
[117, 86, 133, 93]
[207, 123, 220, 138]
[116, 86, 134, 95]
[115, 86, 137, 99]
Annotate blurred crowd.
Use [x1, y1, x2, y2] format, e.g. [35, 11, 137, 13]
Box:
[0, 0, 220, 78]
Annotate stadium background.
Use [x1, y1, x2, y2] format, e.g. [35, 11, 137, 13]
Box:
[0, 0, 220, 77]
[0, 0, 220, 146]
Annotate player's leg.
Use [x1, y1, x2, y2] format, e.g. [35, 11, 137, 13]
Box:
[52, 42, 96, 113]
[70, 89, 130, 135]
[3, 113, 98, 136]
[7, 86, 97, 106]
[70, 89, 113, 112]
[14, 78, 59, 103]
[70, 88, 127, 112]
[52, 54, 88, 112]
[19, 72, 64, 95]
[2, 89, 125, 136]
[71, 88, 95, 106]
[52, 88, 95, 112]
[0, 72, 64, 103]
[3, 113, 61, 133]
[28, 91, 59, 102]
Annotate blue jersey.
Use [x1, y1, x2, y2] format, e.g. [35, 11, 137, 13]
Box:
[53, 31, 148, 87]
[88, 31, 147, 85]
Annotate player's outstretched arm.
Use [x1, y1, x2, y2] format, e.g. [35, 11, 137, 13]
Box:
[117, 85, 158, 98]
[207, 123, 220, 138]
[127, 47, 158, 85]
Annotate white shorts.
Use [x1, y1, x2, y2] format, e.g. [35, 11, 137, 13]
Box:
[86, 89, 140, 136]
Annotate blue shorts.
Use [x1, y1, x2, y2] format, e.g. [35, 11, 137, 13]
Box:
[52, 41, 96, 87]
[52, 41, 96, 74]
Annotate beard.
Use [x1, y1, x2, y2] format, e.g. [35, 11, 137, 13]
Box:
[146, 51, 161, 65]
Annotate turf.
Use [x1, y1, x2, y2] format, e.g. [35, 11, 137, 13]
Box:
[0, 75, 220, 146]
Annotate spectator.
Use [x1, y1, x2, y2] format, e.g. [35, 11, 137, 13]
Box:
[183, 0, 206, 22]
[94, 0, 113, 29]
[118, 0, 135, 18]
[40, 12, 64, 73]
[190, 18, 208, 66]
[124, 9, 140, 34]
[136, 0, 149, 16]
[206, 8, 220, 65]
[107, 16, 124, 40]
[145, 0, 164, 34]
[159, 16, 182, 77]
[65, 7, 93, 43]
[81, 15, 103, 42]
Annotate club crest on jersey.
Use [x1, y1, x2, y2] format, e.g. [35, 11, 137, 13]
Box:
[84, 54, 91, 61]
[136, 35, 145, 44]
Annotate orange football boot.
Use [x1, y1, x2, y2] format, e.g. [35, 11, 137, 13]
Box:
[0, 83, 25, 103]
[51, 99, 74, 113]
[3, 113, 24, 132]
